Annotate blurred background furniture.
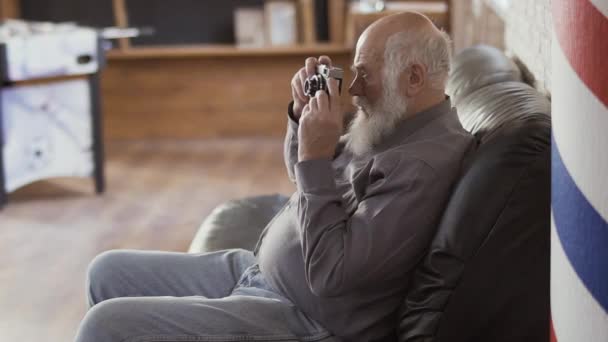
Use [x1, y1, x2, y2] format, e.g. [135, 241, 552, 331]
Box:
[0, 0, 451, 140]
[0, 21, 106, 207]
[189, 45, 551, 341]
[3, 0, 355, 139]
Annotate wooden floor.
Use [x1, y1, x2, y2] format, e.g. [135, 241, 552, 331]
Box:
[0, 138, 294, 342]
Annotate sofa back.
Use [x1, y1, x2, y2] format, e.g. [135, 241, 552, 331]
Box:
[397, 46, 551, 342]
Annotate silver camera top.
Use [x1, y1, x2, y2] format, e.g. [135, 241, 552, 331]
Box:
[317, 64, 344, 80]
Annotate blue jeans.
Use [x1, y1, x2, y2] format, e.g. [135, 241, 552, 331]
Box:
[75, 249, 336, 342]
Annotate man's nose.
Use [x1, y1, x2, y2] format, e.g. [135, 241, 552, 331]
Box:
[348, 77, 363, 97]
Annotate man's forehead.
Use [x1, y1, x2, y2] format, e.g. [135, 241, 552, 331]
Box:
[355, 32, 384, 64]
[353, 47, 381, 68]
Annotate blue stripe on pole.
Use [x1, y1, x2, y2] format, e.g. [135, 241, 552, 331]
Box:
[552, 135, 608, 313]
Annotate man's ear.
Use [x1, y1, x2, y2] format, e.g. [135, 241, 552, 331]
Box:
[404, 63, 426, 97]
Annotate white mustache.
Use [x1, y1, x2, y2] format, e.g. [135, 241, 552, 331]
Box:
[352, 97, 371, 116]
[346, 88, 408, 156]
[352, 96, 366, 108]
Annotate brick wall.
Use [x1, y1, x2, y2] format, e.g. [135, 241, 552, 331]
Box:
[451, 0, 552, 94]
[493, 0, 552, 93]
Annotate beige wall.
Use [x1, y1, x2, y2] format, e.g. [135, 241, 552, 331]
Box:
[451, 0, 552, 94]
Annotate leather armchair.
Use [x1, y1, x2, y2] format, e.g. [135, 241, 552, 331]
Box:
[189, 45, 551, 342]
[398, 80, 550, 342]
[189, 194, 288, 253]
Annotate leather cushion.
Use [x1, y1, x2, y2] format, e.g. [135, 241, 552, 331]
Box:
[189, 194, 289, 253]
[447, 45, 522, 106]
[456, 81, 551, 144]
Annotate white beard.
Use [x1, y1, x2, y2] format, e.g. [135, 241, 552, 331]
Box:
[346, 88, 408, 156]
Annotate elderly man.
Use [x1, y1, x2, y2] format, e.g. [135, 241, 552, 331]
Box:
[76, 12, 473, 342]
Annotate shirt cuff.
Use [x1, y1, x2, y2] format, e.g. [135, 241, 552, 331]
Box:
[295, 159, 336, 193]
[287, 101, 300, 125]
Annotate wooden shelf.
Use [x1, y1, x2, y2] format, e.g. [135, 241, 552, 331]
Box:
[106, 43, 352, 60]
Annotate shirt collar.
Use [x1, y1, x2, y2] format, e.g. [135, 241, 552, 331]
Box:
[372, 97, 453, 153]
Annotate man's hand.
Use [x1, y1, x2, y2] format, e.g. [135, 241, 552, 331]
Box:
[298, 78, 343, 161]
[291, 55, 333, 119]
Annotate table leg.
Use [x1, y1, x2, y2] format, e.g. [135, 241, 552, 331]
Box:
[89, 72, 105, 194]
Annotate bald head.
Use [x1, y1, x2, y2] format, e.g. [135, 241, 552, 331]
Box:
[357, 11, 442, 53]
[350, 11, 451, 103]
[346, 12, 452, 155]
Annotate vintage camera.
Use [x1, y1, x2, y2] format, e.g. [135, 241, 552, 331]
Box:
[304, 64, 344, 97]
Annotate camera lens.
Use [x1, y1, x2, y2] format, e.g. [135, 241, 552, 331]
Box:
[304, 76, 320, 97]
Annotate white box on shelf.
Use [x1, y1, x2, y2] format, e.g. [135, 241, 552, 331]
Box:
[234, 7, 266, 47]
[265, 1, 298, 46]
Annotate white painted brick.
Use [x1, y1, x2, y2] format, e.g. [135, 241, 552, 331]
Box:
[484, 0, 552, 92]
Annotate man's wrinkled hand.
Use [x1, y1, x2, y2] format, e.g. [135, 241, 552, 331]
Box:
[298, 78, 343, 161]
[291, 56, 333, 120]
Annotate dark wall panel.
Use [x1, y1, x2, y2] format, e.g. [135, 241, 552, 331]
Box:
[126, 0, 265, 46]
[20, 0, 267, 46]
[20, 0, 115, 28]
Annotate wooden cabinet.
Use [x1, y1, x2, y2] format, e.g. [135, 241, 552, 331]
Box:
[101, 49, 354, 140]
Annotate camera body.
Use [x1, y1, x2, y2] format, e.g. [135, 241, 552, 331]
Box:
[304, 64, 344, 97]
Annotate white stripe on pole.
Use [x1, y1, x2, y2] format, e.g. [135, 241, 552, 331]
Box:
[551, 30, 608, 221]
[589, 0, 608, 18]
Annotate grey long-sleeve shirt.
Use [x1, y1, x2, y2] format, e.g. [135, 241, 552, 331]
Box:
[255, 99, 474, 341]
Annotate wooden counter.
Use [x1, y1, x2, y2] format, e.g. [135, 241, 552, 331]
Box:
[101, 46, 354, 140]
[107, 44, 352, 59]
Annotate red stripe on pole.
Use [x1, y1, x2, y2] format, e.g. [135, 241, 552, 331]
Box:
[553, 0, 608, 108]
[550, 319, 558, 342]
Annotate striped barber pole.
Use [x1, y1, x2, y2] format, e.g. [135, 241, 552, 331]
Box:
[551, 0, 608, 341]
